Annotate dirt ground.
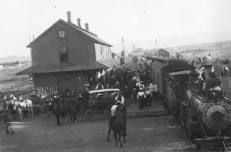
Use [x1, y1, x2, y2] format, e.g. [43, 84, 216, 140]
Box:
[0, 114, 199, 152]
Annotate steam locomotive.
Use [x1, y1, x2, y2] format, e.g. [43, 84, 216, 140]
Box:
[148, 57, 231, 148]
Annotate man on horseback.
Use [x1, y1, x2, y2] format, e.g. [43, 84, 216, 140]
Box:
[115, 92, 125, 105]
[109, 100, 127, 147]
[110, 102, 119, 123]
[108, 92, 127, 146]
[110, 93, 126, 125]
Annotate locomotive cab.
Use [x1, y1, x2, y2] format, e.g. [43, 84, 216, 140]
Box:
[203, 72, 223, 100]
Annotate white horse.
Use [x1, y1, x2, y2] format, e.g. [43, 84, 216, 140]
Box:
[19, 96, 33, 118]
[6, 94, 23, 120]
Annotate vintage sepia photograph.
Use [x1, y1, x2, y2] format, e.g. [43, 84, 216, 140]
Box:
[0, 0, 231, 151]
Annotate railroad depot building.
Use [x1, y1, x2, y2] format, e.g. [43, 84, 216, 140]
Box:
[19, 11, 113, 93]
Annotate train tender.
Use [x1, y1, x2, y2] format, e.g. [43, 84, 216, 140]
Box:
[148, 57, 231, 148]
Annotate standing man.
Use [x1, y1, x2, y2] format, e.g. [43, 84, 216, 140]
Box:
[115, 81, 120, 89]
[3, 110, 14, 135]
[2, 97, 14, 135]
[95, 81, 104, 90]
[123, 85, 131, 107]
[137, 87, 146, 109]
[80, 86, 90, 118]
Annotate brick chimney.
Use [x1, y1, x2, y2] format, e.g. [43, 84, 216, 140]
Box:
[85, 23, 89, 31]
[77, 18, 81, 27]
[66, 11, 71, 23]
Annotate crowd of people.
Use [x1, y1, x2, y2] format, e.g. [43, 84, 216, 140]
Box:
[0, 61, 158, 136]
[190, 56, 224, 99]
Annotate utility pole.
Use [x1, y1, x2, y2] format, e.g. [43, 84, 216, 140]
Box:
[154, 38, 157, 57]
[155, 39, 157, 50]
[120, 37, 125, 65]
[121, 37, 125, 56]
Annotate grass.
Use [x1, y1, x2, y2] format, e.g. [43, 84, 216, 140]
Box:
[0, 63, 33, 93]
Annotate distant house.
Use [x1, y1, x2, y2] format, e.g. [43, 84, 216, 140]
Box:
[157, 49, 170, 58]
[130, 48, 145, 57]
[18, 11, 113, 93]
[112, 52, 119, 60]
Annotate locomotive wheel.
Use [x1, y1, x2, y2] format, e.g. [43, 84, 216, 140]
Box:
[185, 114, 200, 141]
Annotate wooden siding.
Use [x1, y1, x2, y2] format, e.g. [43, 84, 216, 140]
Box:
[31, 22, 95, 67]
[33, 71, 89, 93]
[94, 43, 112, 61]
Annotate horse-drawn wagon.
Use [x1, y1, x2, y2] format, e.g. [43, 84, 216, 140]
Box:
[84, 88, 120, 120]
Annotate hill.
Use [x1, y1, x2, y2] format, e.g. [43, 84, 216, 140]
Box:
[0, 55, 30, 64]
[165, 40, 231, 59]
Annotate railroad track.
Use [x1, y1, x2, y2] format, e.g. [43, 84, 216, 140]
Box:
[190, 137, 231, 152]
[127, 110, 168, 119]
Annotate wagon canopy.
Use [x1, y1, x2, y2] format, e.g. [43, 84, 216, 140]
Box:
[88, 89, 120, 94]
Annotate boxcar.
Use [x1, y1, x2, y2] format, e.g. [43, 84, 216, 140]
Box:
[149, 58, 194, 98]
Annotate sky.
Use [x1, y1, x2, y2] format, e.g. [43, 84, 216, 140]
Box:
[0, 0, 231, 57]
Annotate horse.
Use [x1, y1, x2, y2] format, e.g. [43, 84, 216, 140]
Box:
[107, 104, 127, 148]
[18, 96, 34, 118]
[48, 96, 80, 125]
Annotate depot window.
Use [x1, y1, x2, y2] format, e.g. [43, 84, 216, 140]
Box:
[60, 46, 68, 63]
[58, 30, 66, 38]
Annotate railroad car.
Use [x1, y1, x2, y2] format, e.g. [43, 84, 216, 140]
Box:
[149, 57, 193, 112]
[148, 57, 231, 149]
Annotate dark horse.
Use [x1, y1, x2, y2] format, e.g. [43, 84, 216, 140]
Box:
[107, 104, 127, 148]
[49, 96, 80, 125]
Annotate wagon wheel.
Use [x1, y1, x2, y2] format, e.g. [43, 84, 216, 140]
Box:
[84, 110, 95, 121]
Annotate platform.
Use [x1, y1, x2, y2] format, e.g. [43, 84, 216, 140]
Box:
[127, 100, 168, 118]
